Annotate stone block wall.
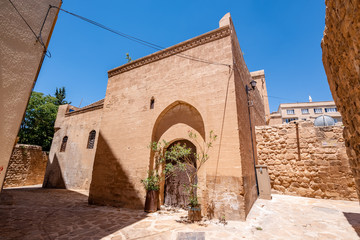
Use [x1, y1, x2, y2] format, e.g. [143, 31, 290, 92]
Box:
[322, 0, 360, 199]
[4, 144, 48, 188]
[255, 122, 357, 201]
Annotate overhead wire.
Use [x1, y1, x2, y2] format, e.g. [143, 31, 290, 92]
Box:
[49, 5, 231, 68]
[7, 0, 50, 55]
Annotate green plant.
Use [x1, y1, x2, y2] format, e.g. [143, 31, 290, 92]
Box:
[141, 170, 160, 191]
[165, 130, 217, 207]
[255, 227, 263, 231]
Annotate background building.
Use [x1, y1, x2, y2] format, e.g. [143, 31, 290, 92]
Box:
[269, 101, 342, 125]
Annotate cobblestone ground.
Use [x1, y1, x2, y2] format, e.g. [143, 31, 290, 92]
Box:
[0, 186, 359, 240]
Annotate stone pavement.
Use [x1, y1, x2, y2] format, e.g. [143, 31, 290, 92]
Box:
[0, 186, 359, 240]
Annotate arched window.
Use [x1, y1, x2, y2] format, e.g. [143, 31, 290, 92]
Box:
[60, 136, 68, 152]
[87, 130, 96, 149]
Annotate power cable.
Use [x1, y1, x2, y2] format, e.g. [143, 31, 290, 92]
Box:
[49, 5, 231, 68]
[7, 0, 39, 43]
[7, 0, 51, 57]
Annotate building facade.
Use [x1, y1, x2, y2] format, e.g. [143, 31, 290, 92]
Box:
[0, 0, 61, 191]
[269, 101, 342, 125]
[44, 13, 269, 220]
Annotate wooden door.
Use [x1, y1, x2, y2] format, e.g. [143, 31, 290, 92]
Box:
[164, 140, 196, 208]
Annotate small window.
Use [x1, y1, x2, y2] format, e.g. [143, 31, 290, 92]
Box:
[284, 118, 297, 123]
[60, 136, 68, 152]
[301, 109, 309, 114]
[87, 130, 96, 149]
[314, 108, 323, 114]
[325, 107, 337, 113]
[150, 97, 155, 109]
[286, 109, 295, 115]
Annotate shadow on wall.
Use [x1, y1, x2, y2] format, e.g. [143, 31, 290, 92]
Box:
[42, 153, 66, 188]
[344, 212, 360, 237]
[88, 133, 143, 208]
[0, 188, 146, 239]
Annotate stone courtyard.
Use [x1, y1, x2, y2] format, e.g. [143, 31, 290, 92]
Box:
[0, 186, 359, 240]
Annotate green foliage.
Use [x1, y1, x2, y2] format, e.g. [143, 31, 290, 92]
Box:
[143, 130, 217, 207]
[18, 92, 59, 151]
[141, 170, 160, 191]
[54, 87, 71, 105]
[126, 53, 132, 63]
[166, 130, 217, 207]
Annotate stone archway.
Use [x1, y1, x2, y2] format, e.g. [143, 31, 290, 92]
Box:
[150, 100, 205, 206]
[164, 139, 197, 208]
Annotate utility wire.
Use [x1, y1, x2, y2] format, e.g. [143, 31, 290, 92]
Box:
[49, 5, 231, 68]
[265, 95, 302, 103]
[8, 0, 51, 57]
[8, 0, 39, 43]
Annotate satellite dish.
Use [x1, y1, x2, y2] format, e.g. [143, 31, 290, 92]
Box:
[314, 115, 335, 126]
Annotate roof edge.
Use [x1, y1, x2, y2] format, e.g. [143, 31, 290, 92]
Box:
[107, 26, 231, 77]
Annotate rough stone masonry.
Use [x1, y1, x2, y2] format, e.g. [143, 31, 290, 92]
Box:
[322, 0, 360, 199]
[4, 144, 48, 188]
[256, 121, 357, 201]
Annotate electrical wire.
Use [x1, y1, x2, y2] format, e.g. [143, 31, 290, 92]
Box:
[7, 0, 51, 57]
[49, 5, 231, 68]
[7, 0, 39, 43]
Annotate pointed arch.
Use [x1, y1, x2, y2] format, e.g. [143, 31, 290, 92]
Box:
[151, 101, 206, 142]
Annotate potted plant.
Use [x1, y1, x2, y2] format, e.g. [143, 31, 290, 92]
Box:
[142, 140, 175, 212]
[166, 130, 217, 221]
[141, 170, 160, 212]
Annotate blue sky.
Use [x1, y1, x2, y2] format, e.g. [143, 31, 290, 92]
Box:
[35, 0, 331, 113]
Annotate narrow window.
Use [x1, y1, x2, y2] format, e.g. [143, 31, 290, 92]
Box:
[150, 97, 155, 109]
[87, 130, 96, 149]
[60, 136, 68, 152]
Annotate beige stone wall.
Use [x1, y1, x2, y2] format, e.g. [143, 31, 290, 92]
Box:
[255, 122, 357, 201]
[322, 0, 360, 199]
[43, 104, 103, 190]
[3, 144, 48, 188]
[0, 0, 61, 190]
[88, 14, 266, 221]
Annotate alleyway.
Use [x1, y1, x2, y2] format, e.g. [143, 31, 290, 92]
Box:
[0, 186, 359, 240]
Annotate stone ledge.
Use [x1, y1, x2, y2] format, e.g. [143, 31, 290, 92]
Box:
[107, 26, 231, 77]
[65, 104, 103, 117]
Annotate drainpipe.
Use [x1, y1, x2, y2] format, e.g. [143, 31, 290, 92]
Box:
[246, 85, 259, 195]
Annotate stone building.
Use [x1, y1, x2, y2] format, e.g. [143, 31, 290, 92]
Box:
[0, 0, 61, 191]
[269, 101, 342, 125]
[322, 0, 360, 198]
[44, 13, 269, 220]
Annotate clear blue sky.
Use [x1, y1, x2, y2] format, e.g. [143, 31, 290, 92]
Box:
[35, 0, 331, 113]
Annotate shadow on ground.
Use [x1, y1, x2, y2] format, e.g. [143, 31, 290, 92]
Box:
[0, 187, 147, 240]
[344, 212, 360, 237]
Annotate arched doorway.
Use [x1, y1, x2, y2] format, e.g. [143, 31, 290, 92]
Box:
[164, 139, 197, 208]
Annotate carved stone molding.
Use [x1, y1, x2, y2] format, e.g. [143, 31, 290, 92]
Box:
[108, 26, 231, 77]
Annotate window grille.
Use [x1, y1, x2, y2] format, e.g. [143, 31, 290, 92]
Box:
[87, 130, 96, 149]
[286, 109, 295, 115]
[301, 109, 309, 114]
[325, 108, 337, 113]
[314, 108, 323, 114]
[60, 136, 68, 152]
